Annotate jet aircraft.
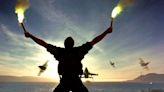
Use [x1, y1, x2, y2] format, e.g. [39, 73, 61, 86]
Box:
[38, 60, 48, 76]
[81, 67, 98, 78]
[139, 58, 150, 70]
[110, 61, 116, 68]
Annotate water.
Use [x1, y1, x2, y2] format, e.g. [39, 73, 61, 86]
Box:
[0, 82, 163, 92]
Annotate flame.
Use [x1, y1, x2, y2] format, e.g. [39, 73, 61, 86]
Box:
[15, 0, 30, 23]
[111, 0, 134, 19]
[111, 4, 123, 18]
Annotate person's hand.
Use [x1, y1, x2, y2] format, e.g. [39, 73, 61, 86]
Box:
[108, 26, 112, 33]
[24, 31, 31, 38]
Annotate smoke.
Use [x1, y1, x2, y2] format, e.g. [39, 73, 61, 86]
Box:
[118, 0, 135, 8]
[15, 0, 30, 12]
[111, 0, 135, 18]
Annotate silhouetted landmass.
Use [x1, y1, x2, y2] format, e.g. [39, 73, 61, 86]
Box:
[1, 73, 164, 83]
[128, 73, 164, 83]
[0, 75, 54, 82]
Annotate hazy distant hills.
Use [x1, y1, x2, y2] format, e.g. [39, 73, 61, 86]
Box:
[1, 73, 164, 83]
[128, 73, 164, 83]
[0, 75, 55, 82]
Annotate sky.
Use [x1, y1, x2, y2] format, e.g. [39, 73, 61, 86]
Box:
[0, 0, 164, 82]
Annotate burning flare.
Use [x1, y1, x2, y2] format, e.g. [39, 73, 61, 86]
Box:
[15, 0, 30, 23]
[111, 4, 123, 18]
[111, 0, 134, 19]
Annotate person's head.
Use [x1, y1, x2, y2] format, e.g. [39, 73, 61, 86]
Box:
[64, 37, 74, 49]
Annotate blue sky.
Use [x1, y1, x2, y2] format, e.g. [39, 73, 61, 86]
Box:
[0, 0, 164, 82]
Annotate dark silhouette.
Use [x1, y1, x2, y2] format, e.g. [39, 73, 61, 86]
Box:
[139, 58, 150, 70]
[24, 20, 113, 92]
[110, 61, 116, 68]
[38, 60, 48, 76]
[82, 67, 98, 78]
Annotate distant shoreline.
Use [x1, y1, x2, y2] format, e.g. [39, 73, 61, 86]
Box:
[0, 73, 164, 83]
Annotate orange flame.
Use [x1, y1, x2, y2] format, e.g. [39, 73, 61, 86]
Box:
[15, 0, 30, 23]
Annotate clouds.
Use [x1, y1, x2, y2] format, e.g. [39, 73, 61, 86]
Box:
[0, 0, 164, 81]
[0, 24, 23, 44]
[0, 22, 61, 77]
[0, 24, 51, 75]
[28, 0, 106, 52]
[26, 0, 164, 80]
[28, 0, 83, 43]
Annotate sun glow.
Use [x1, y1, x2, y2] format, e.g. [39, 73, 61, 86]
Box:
[34, 48, 59, 80]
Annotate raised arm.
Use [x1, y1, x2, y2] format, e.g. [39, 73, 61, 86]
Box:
[24, 31, 48, 48]
[90, 20, 113, 46]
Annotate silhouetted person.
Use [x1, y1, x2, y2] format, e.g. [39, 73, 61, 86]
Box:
[24, 21, 113, 92]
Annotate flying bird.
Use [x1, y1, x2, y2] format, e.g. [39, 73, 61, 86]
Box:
[139, 58, 150, 70]
[38, 60, 48, 76]
[81, 67, 98, 78]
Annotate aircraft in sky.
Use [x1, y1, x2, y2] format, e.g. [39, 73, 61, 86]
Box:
[139, 58, 150, 70]
[38, 60, 48, 76]
[110, 61, 116, 68]
[81, 67, 98, 78]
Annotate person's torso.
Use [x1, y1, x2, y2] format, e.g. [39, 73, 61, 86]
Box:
[56, 48, 84, 75]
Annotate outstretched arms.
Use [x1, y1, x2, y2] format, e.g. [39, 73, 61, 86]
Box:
[23, 19, 113, 47]
[24, 31, 48, 48]
[90, 20, 113, 46]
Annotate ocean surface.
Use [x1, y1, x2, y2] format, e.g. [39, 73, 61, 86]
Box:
[0, 82, 164, 92]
